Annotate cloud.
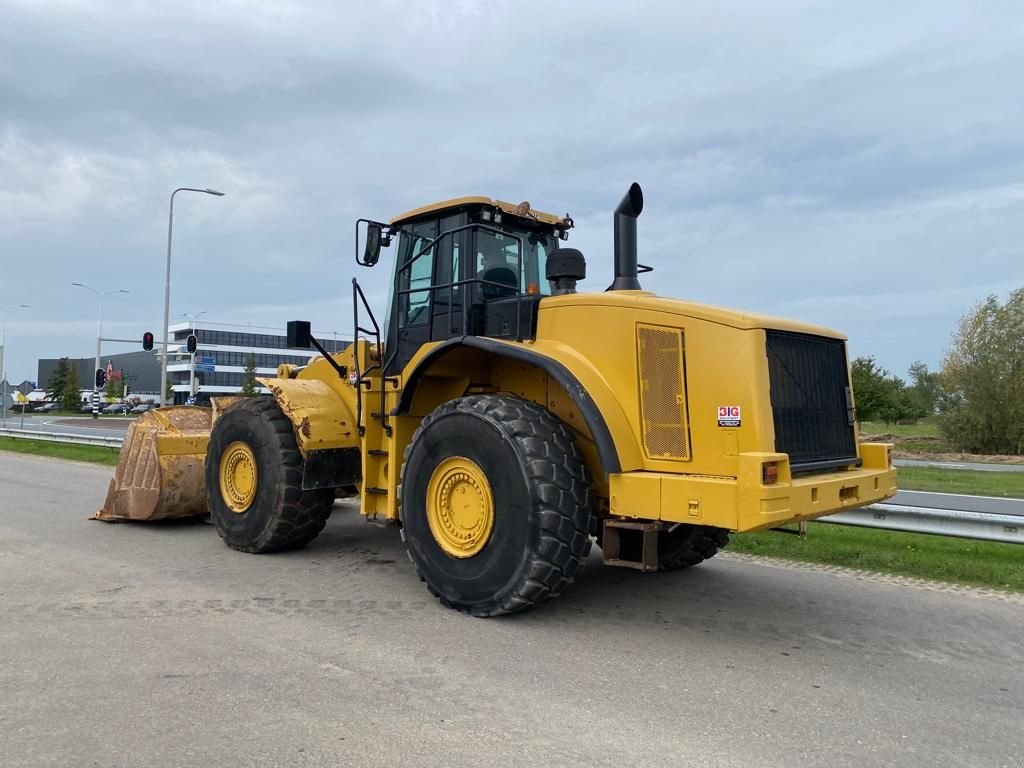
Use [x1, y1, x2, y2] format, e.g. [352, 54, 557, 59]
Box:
[1, 0, 1023, 382]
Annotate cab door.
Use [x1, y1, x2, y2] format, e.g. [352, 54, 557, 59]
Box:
[385, 213, 466, 376]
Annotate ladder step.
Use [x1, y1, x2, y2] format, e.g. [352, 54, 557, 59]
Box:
[365, 487, 388, 495]
[367, 449, 388, 456]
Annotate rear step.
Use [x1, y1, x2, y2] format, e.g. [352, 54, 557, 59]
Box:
[601, 519, 669, 572]
[365, 487, 387, 495]
[367, 449, 388, 456]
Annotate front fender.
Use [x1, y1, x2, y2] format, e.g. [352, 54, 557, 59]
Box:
[257, 377, 360, 456]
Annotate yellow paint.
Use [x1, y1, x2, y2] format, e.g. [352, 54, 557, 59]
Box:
[610, 456, 896, 533]
[390, 196, 570, 228]
[219, 441, 258, 514]
[257, 374, 360, 455]
[425, 456, 495, 558]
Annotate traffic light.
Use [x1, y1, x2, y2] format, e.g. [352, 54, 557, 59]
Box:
[142, 331, 154, 351]
[186, 334, 197, 354]
[95, 368, 107, 388]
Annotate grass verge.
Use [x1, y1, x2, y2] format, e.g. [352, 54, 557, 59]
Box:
[729, 522, 1024, 592]
[896, 466, 1024, 498]
[0, 437, 120, 466]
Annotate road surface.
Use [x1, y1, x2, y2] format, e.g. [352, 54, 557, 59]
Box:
[1, 453, 1022, 768]
[0, 413, 131, 438]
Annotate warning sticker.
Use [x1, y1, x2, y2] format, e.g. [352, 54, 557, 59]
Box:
[717, 405, 741, 427]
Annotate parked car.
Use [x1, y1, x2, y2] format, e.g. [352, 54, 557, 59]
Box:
[35, 402, 61, 413]
[130, 403, 156, 414]
[80, 403, 95, 413]
[102, 402, 128, 415]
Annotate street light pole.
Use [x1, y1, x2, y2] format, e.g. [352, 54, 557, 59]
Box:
[161, 188, 224, 407]
[1, 303, 30, 425]
[72, 283, 129, 418]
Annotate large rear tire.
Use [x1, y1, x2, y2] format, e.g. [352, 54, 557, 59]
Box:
[399, 395, 593, 617]
[206, 396, 333, 553]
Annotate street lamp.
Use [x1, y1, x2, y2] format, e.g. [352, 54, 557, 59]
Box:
[72, 283, 129, 418]
[161, 187, 225, 407]
[182, 310, 206, 397]
[1, 303, 30, 424]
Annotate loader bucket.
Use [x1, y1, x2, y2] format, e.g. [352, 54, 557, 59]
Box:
[95, 405, 219, 522]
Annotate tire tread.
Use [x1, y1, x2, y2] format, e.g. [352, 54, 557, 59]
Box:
[399, 394, 593, 616]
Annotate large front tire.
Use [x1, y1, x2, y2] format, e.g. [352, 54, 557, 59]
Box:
[206, 396, 334, 553]
[400, 395, 593, 617]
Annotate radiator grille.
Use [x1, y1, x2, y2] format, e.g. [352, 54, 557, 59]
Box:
[637, 324, 690, 460]
[765, 330, 858, 471]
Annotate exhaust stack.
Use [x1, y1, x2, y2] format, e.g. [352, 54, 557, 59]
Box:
[609, 182, 644, 291]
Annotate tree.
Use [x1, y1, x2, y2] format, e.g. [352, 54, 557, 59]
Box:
[104, 369, 123, 403]
[850, 356, 921, 425]
[939, 288, 1024, 454]
[850, 357, 905, 423]
[45, 358, 70, 404]
[239, 352, 258, 397]
[906, 361, 941, 421]
[61, 361, 81, 411]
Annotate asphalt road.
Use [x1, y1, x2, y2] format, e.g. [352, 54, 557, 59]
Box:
[2, 454, 1022, 767]
[0, 414, 131, 438]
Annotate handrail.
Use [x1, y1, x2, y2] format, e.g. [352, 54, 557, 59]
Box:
[351, 278, 384, 436]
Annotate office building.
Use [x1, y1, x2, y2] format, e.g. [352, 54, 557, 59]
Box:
[167, 321, 349, 404]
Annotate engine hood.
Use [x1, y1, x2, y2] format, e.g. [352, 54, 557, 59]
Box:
[539, 290, 846, 340]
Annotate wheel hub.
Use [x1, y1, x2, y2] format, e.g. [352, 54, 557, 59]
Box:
[219, 441, 258, 514]
[426, 456, 494, 558]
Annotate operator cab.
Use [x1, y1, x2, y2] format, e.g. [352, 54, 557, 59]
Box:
[361, 198, 576, 376]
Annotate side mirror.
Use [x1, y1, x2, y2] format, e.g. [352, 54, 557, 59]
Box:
[286, 320, 312, 349]
[363, 223, 383, 266]
[356, 219, 392, 267]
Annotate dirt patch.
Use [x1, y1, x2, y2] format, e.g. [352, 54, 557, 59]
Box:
[862, 431, 1024, 464]
[893, 450, 1024, 465]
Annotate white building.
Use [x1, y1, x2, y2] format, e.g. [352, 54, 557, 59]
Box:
[167, 321, 350, 404]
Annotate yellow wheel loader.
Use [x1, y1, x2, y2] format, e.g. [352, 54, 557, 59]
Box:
[98, 183, 896, 616]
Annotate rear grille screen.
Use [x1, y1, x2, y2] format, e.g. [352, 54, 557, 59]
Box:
[765, 330, 857, 470]
[637, 324, 690, 460]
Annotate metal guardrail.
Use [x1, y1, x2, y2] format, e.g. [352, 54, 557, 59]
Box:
[0, 427, 123, 448]
[822, 503, 1023, 545]
[1, 426, 1021, 544]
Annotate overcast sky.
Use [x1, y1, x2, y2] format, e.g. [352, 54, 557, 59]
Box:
[2, 0, 1023, 385]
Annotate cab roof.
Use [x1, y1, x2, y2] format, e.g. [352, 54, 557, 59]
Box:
[390, 196, 571, 228]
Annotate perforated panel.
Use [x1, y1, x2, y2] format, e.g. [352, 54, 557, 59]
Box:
[637, 324, 690, 460]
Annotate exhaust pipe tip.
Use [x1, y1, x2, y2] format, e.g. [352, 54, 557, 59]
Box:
[616, 182, 644, 219]
[610, 182, 644, 291]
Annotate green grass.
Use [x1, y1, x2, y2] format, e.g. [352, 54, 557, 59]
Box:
[896, 466, 1024, 498]
[0, 437, 120, 466]
[730, 522, 1024, 592]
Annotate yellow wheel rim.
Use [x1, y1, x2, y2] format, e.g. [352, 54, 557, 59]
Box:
[219, 441, 258, 514]
[425, 456, 495, 558]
